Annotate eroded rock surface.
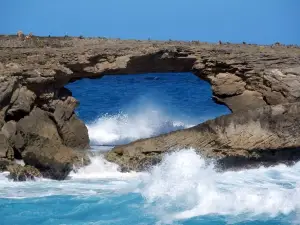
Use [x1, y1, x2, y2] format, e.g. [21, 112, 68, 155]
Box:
[7, 164, 42, 181]
[0, 35, 300, 177]
[105, 103, 300, 171]
[0, 36, 299, 112]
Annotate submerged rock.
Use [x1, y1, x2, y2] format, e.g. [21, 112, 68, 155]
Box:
[105, 102, 300, 171]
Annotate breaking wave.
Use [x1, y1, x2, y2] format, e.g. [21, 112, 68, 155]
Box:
[1, 149, 300, 224]
[87, 108, 194, 146]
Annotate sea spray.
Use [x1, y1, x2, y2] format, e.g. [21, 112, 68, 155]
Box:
[87, 110, 193, 146]
[136, 149, 300, 223]
[1, 149, 300, 224]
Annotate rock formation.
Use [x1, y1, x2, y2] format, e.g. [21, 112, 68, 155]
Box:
[106, 103, 300, 171]
[0, 35, 299, 177]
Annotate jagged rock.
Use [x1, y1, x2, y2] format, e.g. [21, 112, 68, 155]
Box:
[48, 93, 89, 149]
[105, 103, 300, 171]
[0, 36, 299, 112]
[0, 78, 17, 108]
[56, 114, 89, 149]
[21, 136, 78, 180]
[53, 96, 78, 124]
[7, 164, 41, 181]
[1, 36, 300, 177]
[51, 96, 89, 149]
[16, 107, 62, 149]
[13, 107, 86, 179]
[0, 132, 14, 160]
[6, 86, 36, 121]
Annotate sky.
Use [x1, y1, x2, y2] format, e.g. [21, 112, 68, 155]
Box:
[1, 0, 299, 45]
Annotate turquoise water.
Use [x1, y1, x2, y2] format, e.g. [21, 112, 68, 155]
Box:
[1, 73, 299, 225]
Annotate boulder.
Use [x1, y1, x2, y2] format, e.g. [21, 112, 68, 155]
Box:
[16, 107, 62, 149]
[13, 107, 83, 179]
[105, 102, 300, 171]
[210, 73, 246, 96]
[21, 137, 79, 180]
[7, 164, 42, 181]
[6, 86, 36, 121]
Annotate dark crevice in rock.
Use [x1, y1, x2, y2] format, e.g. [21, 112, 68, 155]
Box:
[215, 147, 300, 171]
[13, 147, 23, 160]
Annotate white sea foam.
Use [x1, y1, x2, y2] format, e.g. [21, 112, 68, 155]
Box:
[64, 149, 300, 223]
[137, 149, 300, 223]
[1, 148, 300, 223]
[87, 109, 193, 146]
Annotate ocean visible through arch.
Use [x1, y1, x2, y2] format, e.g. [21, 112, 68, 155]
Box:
[1, 73, 299, 225]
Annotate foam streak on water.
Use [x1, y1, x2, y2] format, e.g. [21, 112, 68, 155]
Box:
[1, 149, 300, 224]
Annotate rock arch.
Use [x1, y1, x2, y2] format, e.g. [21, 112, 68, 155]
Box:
[0, 35, 300, 178]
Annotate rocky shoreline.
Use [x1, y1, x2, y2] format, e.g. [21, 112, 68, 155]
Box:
[105, 103, 300, 171]
[0, 34, 300, 180]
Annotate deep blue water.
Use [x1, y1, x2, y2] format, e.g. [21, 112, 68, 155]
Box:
[69, 73, 230, 124]
[0, 73, 299, 225]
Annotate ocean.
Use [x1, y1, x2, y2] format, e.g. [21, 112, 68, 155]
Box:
[0, 73, 299, 225]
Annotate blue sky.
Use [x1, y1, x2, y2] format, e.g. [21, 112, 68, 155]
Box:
[1, 0, 299, 44]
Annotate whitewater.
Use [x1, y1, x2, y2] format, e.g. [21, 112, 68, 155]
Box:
[1, 74, 298, 224]
[1, 114, 300, 224]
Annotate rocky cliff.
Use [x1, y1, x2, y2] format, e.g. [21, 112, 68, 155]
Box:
[0, 35, 300, 177]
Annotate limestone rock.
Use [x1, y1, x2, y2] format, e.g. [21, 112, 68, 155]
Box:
[0, 106, 8, 129]
[50, 94, 89, 149]
[0, 79, 17, 108]
[7, 164, 42, 181]
[215, 90, 267, 112]
[1, 36, 300, 177]
[1, 36, 299, 113]
[210, 73, 246, 97]
[16, 107, 62, 149]
[1, 120, 17, 139]
[6, 87, 36, 121]
[53, 96, 78, 125]
[58, 114, 90, 149]
[21, 137, 78, 180]
[0, 159, 14, 172]
[13, 107, 86, 179]
[0, 132, 14, 160]
[105, 102, 300, 171]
